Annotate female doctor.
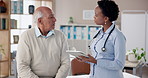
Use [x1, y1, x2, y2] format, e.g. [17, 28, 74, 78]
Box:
[78, 0, 126, 78]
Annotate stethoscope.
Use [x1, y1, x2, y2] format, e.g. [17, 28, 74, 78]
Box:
[88, 25, 115, 52]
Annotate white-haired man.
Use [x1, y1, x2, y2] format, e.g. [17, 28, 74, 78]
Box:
[16, 6, 70, 78]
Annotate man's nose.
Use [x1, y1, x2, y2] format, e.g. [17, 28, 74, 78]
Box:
[53, 17, 56, 22]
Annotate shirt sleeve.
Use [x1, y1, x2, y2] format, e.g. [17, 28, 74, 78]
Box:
[96, 33, 126, 71]
[16, 32, 39, 78]
[55, 35, 70, 78]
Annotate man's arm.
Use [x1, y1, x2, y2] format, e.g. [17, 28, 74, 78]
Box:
[16, 32, 39, 78]
[55, 36, 70, 78]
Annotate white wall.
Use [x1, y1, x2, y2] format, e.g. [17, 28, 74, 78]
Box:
[55, 0, 148, 29]
[121, 11, 148, 62]
[121, 12, 146, 50]
[55, 0, 98, 29]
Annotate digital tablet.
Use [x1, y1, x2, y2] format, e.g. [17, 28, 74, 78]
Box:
[66, 50, 89, 58]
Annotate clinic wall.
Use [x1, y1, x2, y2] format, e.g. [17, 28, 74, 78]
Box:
[55, 0, 97, 29]
[55, 0, 148, 29]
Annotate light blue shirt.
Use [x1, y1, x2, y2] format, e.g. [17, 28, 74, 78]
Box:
[89, 23, 126, 78]
[35, 26, 54, 38]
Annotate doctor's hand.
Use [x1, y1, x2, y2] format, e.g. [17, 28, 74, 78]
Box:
[78, 54, 97, 64]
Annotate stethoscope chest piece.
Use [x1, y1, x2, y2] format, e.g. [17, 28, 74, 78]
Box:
[101, 47, 106, 52]
[91, 25, 115, 53]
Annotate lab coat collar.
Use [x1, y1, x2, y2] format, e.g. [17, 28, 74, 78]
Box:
[104, 21, 115, 34]
[95, 21, 115, 39]
[95, 27, 104, 39]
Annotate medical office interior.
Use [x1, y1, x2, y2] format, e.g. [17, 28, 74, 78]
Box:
[0, 0, 148, 78]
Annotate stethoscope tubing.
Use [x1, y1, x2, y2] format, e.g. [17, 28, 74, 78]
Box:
[89, 25, 115, 52]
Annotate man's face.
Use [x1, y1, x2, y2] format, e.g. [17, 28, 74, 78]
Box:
[40, 10, 56, 32]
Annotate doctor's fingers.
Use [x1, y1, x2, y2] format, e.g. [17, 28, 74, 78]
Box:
[81, 55, 96, 63]
[87, 54, 93, 57]
[79, 56, 90, 61]
[77, 56, 89, 62]
[75, 57, 84, 62]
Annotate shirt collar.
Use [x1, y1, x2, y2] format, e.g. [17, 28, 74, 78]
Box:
[35, 26, 55, 38]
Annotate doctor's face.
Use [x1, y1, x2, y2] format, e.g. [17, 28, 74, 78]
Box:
[94, 6, 106, 25]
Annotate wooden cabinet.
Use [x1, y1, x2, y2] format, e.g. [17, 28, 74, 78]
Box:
[0, 0, 10, 77]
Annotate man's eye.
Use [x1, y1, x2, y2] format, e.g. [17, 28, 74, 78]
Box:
[48, 17, 52, 19]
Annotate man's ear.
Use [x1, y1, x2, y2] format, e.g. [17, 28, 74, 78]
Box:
[38, 18, 42, 24]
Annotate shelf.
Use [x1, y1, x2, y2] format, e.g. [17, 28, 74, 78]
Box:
[24, 0, 52, 1]
[11, 28, 29, 30]
[0, 29, 9, 31]
[0, 13, 9, 15]
[11, 43, 18, 45]
[11, 14, 33, 15]
[0, 60, 8, 62]
[0, 75, 8, 78]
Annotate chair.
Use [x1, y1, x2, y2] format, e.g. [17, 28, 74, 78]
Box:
[71, 58, 90, 75]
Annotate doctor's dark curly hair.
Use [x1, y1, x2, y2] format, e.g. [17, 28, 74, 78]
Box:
[97, 0, 119, 22]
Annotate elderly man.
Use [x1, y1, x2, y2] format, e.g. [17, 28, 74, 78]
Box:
[16, 6, 70, 78]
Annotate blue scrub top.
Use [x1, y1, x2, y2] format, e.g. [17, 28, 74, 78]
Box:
[89, 23, 126, 78]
